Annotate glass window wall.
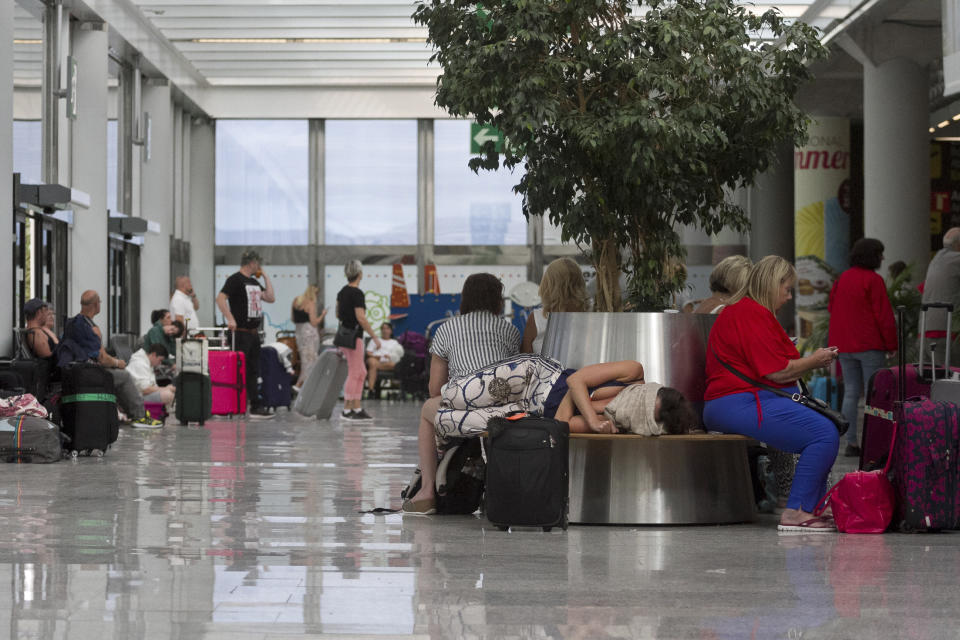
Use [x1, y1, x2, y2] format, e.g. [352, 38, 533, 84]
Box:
[325, 120, 418, 245]
[216, 120, 309, 245]
[434, 120, 527, 245]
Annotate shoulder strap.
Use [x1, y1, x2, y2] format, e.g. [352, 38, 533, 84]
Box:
[709, 345, 798, 400]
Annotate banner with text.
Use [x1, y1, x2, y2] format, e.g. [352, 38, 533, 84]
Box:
[794, 117, 851, 338]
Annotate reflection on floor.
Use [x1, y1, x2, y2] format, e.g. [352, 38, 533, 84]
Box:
[0, 400, 956, 639]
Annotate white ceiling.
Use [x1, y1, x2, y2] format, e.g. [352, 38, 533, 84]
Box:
[10, 0, 938, 117]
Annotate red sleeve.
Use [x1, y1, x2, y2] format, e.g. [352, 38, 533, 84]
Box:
[870, 273, 898, 351]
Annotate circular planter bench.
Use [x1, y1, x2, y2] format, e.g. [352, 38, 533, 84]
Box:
[569, 433, 755, 525]
[540, 312, 755, 525]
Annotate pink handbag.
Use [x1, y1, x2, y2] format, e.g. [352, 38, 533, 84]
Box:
[815, 417, 897, 534]
[815, 469, 896, 533]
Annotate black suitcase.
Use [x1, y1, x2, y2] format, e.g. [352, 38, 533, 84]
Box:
[175, 371, 212, 425]
[59, 363, 119, 456]
[0, 359, 48, 402]
[484, 413, 569, 531]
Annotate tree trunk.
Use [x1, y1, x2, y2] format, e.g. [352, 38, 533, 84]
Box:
[592, 235, 622, 312]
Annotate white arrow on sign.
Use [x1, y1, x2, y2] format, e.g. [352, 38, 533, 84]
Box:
[473, 127, 501, 146]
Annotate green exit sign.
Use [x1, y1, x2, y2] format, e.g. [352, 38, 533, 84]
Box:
[470, 123, 504, 153]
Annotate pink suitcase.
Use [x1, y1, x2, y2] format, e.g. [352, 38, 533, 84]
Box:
[209, 350, 246, 415]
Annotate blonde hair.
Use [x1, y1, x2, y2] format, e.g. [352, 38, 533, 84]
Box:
[539, 258, 589, 314]
[294, 285, 318, 308]
[730, 255, 796, 313]
[709, 255, 752, 295]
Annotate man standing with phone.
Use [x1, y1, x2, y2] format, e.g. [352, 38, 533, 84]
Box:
[170, 275, 200, 331]
[216, 249, 276, 418]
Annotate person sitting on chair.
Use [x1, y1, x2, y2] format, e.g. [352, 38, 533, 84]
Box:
[127, 343, 176, 416]
[365, 322, 404, 393]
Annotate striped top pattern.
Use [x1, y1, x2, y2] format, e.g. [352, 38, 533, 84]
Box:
[429, 311, 521, 380]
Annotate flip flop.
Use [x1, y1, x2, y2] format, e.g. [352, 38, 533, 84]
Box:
[401, 498, 437, 516]
[777, 517, 837, 533]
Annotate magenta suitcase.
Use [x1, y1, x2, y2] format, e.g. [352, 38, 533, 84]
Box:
[209, 350, 246, 415]
[860, 303, 958, 470]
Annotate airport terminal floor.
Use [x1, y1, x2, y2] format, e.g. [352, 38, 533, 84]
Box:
[1, 399, 957, 640]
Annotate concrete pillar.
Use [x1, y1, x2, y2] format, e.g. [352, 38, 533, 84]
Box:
[139, 82, 173, 331]
[69, 23, 109, 325]
[864, 58, 929, 276]
[749, 141, 795, 263]
[0, 0, 13, 356]
[188, 120, 216, 326]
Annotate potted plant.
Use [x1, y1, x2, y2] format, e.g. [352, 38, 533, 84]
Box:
[414, 0, 826, 311]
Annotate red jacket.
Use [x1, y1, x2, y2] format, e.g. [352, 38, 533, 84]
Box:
[827, 267, 897, 354]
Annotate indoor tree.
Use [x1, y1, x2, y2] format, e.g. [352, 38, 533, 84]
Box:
[414, 0, 826, 310]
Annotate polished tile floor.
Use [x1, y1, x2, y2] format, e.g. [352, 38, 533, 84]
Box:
[0, 400, 957, 639]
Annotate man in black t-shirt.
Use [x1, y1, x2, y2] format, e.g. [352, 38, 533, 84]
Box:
[216, 249, 276, 417]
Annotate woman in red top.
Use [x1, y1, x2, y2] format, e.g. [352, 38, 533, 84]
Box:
[704, 256, 841, 532]
[828, 238, 897, 457]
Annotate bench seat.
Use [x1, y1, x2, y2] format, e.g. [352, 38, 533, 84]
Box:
[568, 433, 755, 525]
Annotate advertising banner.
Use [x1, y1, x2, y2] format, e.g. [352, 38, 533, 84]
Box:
[795, 117, 851, 338]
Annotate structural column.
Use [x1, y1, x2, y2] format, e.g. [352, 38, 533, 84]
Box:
[749, 141, 795, 263]
[188, 119, 216, 326]
[69, 22, 109, 323]
[863, 58, 929, 274]
[0, 0, 13, 356]
[140, 80, 173, 331]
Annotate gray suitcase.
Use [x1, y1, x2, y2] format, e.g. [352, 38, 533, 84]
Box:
[293, 349, 349, 419]
[924, 303, 960, 403]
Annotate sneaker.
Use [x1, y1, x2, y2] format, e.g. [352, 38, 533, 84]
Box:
[352, 409, 374, 421]
[341, 410, 361, 421]
[843, 444, 861, 458]
[131, 415, 163, 429]
[248, 406, 274, 420]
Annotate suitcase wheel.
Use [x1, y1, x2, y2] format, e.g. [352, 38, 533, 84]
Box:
[542, 527, 552, 532]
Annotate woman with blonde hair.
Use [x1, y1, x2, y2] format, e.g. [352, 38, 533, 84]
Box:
[291, 284, 327, 391]
[704, 255, 841, 532]
[694, 255, 752, 314]
[522, 258, 590, 353]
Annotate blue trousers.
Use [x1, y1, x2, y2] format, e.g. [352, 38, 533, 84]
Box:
[704, 390, 839, 512]
[838, 350, 886, 445]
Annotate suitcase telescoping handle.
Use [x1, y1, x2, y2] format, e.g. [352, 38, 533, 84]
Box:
[897, 306, 906, 405]
[190, 327, 236, 351]
[918, 302, 954, 380]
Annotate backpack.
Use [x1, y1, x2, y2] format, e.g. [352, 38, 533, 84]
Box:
[400, 437, 485, 515]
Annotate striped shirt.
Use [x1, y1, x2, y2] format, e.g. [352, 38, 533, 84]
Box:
[430, 311, 521, 380]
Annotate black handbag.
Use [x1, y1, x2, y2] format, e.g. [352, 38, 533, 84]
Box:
[712, 349, 849, 436]
[333, 323, 360, 349]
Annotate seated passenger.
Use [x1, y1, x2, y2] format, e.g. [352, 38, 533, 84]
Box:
[142, 309, 183, 356]
[703, 256, 840, 532]
[59, 290, 162, 428]
[365, 322, 404, 392]
[127, 343, 175, 414]
[23, 298, 59, 364]
[693, 255, 752, 314]
[401, 354, 698, 514]
[521, 257, 590, 353]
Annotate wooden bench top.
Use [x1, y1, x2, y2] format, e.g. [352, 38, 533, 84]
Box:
[569, 433, 750, 441]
